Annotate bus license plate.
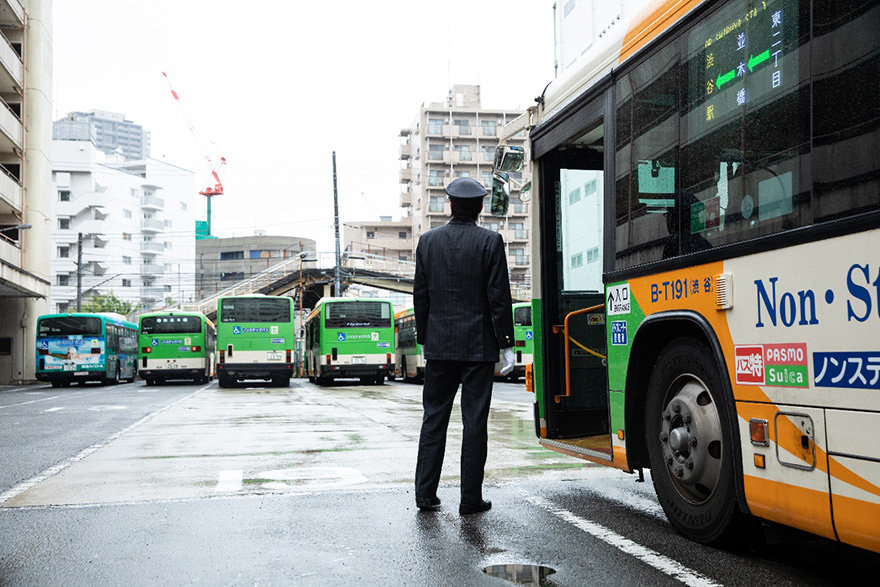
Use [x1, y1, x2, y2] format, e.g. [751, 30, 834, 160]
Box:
[63, 364, 75, 371]
[352, 356, 366, 364]
[267, 352, 282, 361]
[74, 371, 88, 376]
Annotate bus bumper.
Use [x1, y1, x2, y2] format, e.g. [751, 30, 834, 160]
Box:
[218, 363, 294, 380]
[140, 368, 204, 381]
[319, 363, 392, 379]
[36, 371, 104, 384]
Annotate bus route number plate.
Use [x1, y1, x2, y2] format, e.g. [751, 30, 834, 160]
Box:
[352, 356, 367, 364]
[267, 352, 282, 361]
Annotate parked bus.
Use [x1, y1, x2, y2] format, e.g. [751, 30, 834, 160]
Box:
[491, 0, 880, 552]
[494, 302, 534, 381]
[138, 311, 216, 385]
[393, 308, 424, 382]
[216, 295, 295, 387]
[305, 297, 394, 385]
[35, 313, 138, 387]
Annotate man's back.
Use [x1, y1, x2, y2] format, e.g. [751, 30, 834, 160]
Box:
[413, 219, 514, 362]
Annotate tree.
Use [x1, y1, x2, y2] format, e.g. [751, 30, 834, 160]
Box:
[81, 292, 139, 315]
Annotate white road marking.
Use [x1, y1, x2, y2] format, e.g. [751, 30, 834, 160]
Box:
[44, 407, 65, 413]
[0, 384, 211, 506]
[216, 470, 243, 492]
[0, 395, 63, 410]
[526, 494, 721, 587]
[87, 405, 128, 411]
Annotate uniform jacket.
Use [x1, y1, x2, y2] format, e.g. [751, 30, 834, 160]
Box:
[413, 218, 514, 362]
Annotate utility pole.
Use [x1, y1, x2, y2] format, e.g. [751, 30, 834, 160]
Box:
[332, 151, 341, 297]
[76, 232, 83, 311]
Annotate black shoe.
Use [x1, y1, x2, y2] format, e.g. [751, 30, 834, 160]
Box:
[416, 496, 441, 511]
[459, 499, 491, 515]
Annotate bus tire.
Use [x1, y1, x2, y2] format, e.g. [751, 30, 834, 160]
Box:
[272, 375, 289, 387]
[218, 373, 233, 388]
[104, 363, 120, 386]
[645, 337, 748, 545]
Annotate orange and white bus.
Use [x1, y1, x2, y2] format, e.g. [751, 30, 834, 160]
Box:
[493, 0, 879, 551]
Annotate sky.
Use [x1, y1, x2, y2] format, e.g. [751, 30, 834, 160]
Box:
[53, 0, 557, 252]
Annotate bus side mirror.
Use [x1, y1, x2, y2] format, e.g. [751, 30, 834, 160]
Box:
[494, 145, 524, 173]
[491, 173, 510, 217]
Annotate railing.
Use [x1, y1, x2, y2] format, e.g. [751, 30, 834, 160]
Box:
[0, 98, 21, 149]
[0, 163, 20, 212]
[0, 27, 23, 87]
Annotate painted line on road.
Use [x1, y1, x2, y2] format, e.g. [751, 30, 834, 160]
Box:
[526, 494, 721, 587]
[216, 470, 243, 492]
[44, 407, 65, 413]
[0, 383, 211, 507]
[0, 394, 63, 410]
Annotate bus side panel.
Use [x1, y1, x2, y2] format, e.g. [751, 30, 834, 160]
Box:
[532, 298, 546, 436]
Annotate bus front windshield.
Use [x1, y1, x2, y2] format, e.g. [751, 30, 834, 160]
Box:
[141, 316, 202, 334]
[325, 302, 391, 328]
[220, 298, 290, 323]
[38, 317, 102, 337]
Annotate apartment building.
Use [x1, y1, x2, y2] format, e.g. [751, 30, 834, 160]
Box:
[0, 0, 52, 384]
[399, 85, 531, 290]
[343, 216, 412, 262]
[53, 109, 151, 161]
[50, 139, 198, 313]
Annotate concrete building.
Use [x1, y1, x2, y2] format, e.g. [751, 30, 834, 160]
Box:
[50, 139, 198, 313]
[53, 109, 151, 160]
[195, 235, 317, 300]
[0, 0, 53, 384]
[399, 84, 531, 290]
[343, 216, 412, 262]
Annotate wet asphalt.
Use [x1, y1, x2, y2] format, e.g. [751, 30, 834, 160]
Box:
[1, 379, 878, 585]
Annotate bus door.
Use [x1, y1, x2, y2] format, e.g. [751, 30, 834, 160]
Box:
[538, 115, 611, 454]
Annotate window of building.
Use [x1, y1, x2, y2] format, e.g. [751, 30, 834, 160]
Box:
[123, 209, 132, 219]
[55, 304, 68, 315]
[164, 219, 172, 227]
[482, 171, 493, 187]
[568, 187, 582, 205]
[430, 220, 445, 229]
[429, 195, 445, 213]
[571, 252, 583, 268]
[122, 256, 131, 265]
[164, 242, 172, 249]
[249, 250, 280, 258]
[220, 251, 244, 260]
[398, 231, 407, 239]
[428, 144, 444, 160]
[122, 279, 131, 287]
[455, 145, 472, 161]
[428, 118, 443, 134]
[58, 218, 70, 230]
[220, 271, 245, 281]
[454, 170, 470, 178]
[481, 120, 497, 136]
[366, 231, 375, 239]
[455, 119, 471, 135]
[122, 233, 131, 241]
[58, 246, 69, 258]
[428, 169, 444, 186]
[164, 285, 172, 292]
[180, 201, 187, 211]
[58, 190, 70, 202]
[481, 146, 494, 162]
[57, 275, 69, 286]
[130, 188, 139, 198]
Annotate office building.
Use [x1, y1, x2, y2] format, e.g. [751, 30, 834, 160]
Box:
[0, 0, 53, 384]
[53, 109, 151, 160]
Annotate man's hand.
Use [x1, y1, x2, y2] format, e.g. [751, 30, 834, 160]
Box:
[500, 347, 515, 376]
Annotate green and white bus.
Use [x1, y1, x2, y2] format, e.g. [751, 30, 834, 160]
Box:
[305, 297, 395, 385]
[138, 311, 216, 385]
[495, 302, 535, 381]
[393, 308, 424, 382]
[35, 313, 138, 387]
[216, 295, 296, 387]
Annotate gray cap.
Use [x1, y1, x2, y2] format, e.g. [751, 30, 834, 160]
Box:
[445, 177, 488, 199]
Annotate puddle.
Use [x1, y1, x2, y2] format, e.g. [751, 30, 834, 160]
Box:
[483, 564, 556, 585]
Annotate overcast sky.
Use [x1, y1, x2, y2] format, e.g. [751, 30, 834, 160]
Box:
[53, 1, 556, 251]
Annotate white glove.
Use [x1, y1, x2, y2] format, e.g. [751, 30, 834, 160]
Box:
[500, 347, 515, 376]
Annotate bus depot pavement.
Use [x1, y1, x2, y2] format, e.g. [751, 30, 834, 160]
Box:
[2, 380, 879, 585]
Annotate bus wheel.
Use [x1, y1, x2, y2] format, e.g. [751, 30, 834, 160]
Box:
[272, 375, 289, 387]
[645, 337, 747, 545]
[218, 373, 232, 388]
[374, 374, 384, 385]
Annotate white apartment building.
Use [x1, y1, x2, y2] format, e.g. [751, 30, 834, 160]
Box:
[399, 84, 531, 290]
[51, 140, 198, 313]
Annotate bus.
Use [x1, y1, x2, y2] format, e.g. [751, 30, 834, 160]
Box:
[216, 295, 295, 387]
[494, 302, 534, 381]
[35, 313, 138, 387]
[393, 308, 424, 382]
[491, 0, 880, 552]
[138, 311, 216, 385]
[305, 297, 395, 385]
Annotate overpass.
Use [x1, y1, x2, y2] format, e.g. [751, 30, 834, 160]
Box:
[182, 251, 530, 320]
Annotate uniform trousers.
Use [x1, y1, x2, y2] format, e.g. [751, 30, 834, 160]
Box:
[415, 359, 495, 505]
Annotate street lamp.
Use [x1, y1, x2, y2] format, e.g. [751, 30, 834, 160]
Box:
[0, 223, 32, 233]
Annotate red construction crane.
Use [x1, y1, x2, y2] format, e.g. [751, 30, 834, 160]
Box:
[162, 71, 226, 237]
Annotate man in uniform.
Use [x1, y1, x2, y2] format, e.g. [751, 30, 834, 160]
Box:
[413, 176, 515, 515]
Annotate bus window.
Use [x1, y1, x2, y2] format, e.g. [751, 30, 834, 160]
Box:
[38, 316, 101, 336]
[324, 301, 391, 328]
[514, 306, 531, 327]
[220, 297, 291, 323]
[141, 315, 203, 334]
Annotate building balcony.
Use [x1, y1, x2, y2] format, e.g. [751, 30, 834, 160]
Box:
[450, 127, 477, 139]
[451, 152, 475, 164]
[140, 241, 164, 255]
[509, 230, 529, 242]
[141, 263, 164, 276]
[425, 125, 446, 138]
[0, 98, 21, 153]
[511, 255, 530, 266]
[141, 194, 165, 210]
[141, 286, 165, 301]
[0, 26, 22, 91]
[399, 144, 412, 160]
[399, 168, 414, 183]
[0, 163, 20, 215]
[400, 191, 411, 207]
[141, 218, 164, 232]
[0, 0, 25, 27]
